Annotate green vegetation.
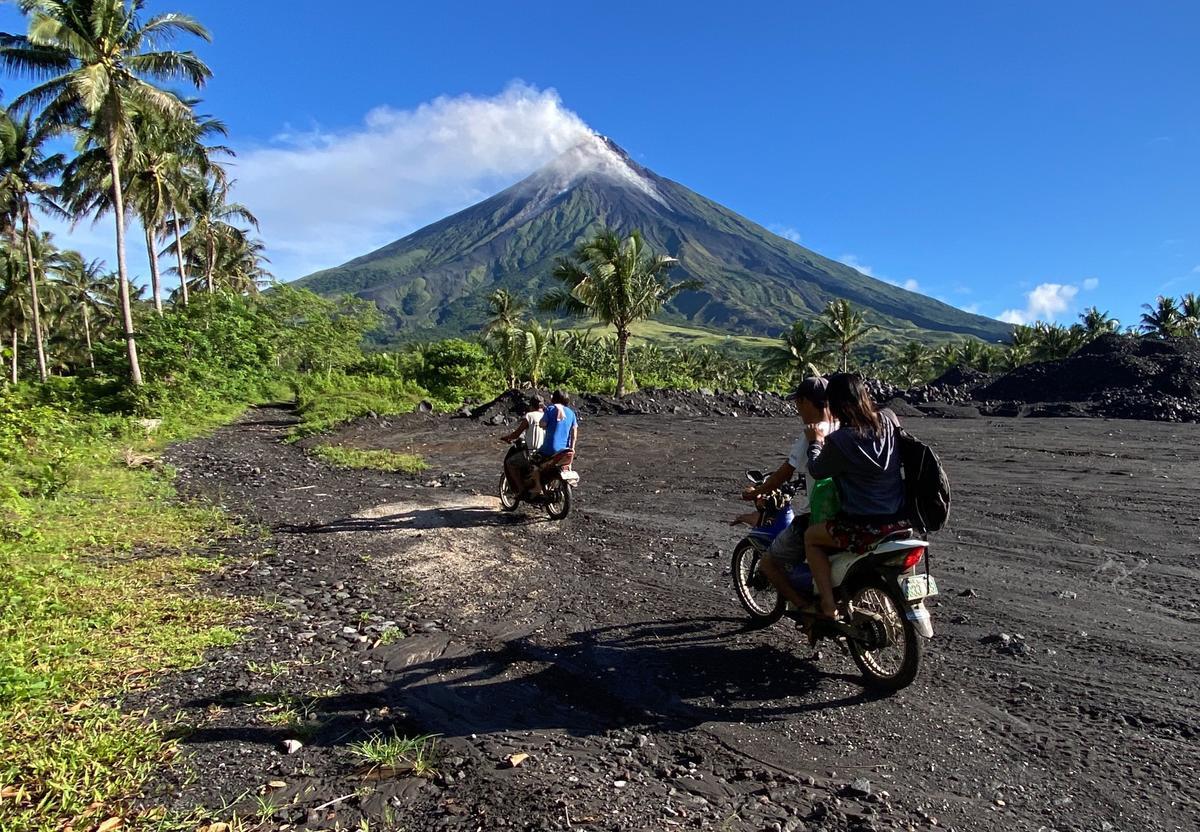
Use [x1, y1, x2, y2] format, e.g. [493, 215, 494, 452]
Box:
[0, 387, 246, 830]
[291, 371, 428, 437]
[312, 445, 428, 474]
[349, 731, 442, 776]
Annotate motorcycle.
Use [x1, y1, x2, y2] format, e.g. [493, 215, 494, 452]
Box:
[731, 470, 937, 691]
[497, 437, 579, 521]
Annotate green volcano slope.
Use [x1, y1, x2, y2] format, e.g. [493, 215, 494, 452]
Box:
[296, 136, 1010, 343]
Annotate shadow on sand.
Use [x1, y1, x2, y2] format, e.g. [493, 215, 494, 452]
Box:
[277, 504, 542, 535]
[181, 615, 880, 752]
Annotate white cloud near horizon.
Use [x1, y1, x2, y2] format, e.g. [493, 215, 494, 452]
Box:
[839, 254, 919, 293]
[839, 254, 877, 278]
[769, 224, 803, 244]
[228, 83, 593, 280]
[998, 278, 1099, 325]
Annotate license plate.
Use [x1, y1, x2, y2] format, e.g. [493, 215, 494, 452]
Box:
[902, 574, 938, 600]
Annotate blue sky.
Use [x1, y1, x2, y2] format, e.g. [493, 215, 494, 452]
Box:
[2, 0, 1198, 328]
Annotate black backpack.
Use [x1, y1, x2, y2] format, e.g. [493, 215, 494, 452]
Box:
[895, 427, 951, 534]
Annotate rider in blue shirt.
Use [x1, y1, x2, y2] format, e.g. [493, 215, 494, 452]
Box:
[530, 390, 578, 495]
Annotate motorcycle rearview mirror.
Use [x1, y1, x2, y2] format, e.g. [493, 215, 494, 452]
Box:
[745, 469, 764, 483]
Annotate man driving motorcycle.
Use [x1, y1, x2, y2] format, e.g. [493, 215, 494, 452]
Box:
[498, 394, 545, 491]
[740, 376, 838, 617]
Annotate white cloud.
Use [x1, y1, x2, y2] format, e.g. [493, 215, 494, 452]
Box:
[1082, 277, 1099, 290]
[961, 303, 980, 314]
[840, 254, 922, 293]
[1192, 265, 1200, 273]
[769, 224, 803, 244]
[229, 82, 593, 280]
[998, 282, 1081, 325]
[839, 254, 877, 277]
[26, 83, 596, 289]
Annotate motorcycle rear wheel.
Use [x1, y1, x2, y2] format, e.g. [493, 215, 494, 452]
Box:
[546, 478, 572, 520]
[846, 579, 921, 691]
[731, 539, 786, 625]
[498, 473, 521, 512]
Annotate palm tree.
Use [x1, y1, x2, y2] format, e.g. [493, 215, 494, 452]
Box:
[522, 319, 553, 387]
[887, 340, 933, 387]
[1140, 296, 1183, 338]
[167, 214, 266, 296]
[1031, 322, 1074, 361]
[483, 289, 526, 335]
[2, 0, 214, 385]
[816, 298, 878, 371]
[1079, 306, 1120, 339]
[765, 320, 833, 381]
[138, 107, 230, 308]
[0, 241, 33, 383]
[931, 341, 960, 375]
[1179, 292, 1200, 337]
[484, 325, 525, 389]
[180, 174, 257, 293]
[50, 250, 108, 368]
[0, 107, 63, 381]
[540, 229, 699, 396]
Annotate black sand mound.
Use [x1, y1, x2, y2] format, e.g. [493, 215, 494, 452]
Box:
[468, 387, 795, 422]
[979, 334, 1200, 421]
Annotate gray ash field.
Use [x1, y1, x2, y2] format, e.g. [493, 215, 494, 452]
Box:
[147, 407, 1200, 832]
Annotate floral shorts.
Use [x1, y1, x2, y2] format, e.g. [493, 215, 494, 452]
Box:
[828, 517, 912, 554]
[533, 449, 575, 469]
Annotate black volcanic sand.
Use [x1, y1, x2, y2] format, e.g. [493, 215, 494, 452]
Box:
[138, 407, 1200, 831]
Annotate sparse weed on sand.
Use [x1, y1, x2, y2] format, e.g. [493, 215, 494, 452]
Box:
[349, 731, 442, 776]
[311, 444, 428, 474]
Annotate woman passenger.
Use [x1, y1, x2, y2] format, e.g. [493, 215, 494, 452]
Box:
[803, 373, 909, 619]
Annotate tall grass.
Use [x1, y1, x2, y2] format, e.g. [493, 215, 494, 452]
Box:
[0, 386, 247, 831]
[290, 371, 430, 437]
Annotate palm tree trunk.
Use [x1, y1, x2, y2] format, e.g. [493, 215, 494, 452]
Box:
[107, 133, 144, 386]
[205, 235, 216, 294]
[145, 222, 163, 315]
[842, 343, 849, 372]
[20, 217, 48, 382]
[172, 211, 190, 306]
[9, 327, 16, 385]
[616, 327, 630, 397]
[81, 304, 94, 369]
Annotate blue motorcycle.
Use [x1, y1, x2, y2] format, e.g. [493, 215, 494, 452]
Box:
[730, 470, 938, 691]
[730, 470, 808, 625]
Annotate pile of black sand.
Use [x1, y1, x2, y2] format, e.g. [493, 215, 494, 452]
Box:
[460, 336, 1200, 424]
[907, 367, 997, 407]
[977, 334, 1200, 422]
[464, 387, 794, 424]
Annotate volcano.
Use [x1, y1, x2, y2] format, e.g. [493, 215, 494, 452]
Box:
[295, 136, 1010, 342]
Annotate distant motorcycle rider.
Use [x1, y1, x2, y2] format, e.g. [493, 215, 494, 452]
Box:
[529, 390, 578, 497]
[498, 394, 545, 491]
[740, 376, 838, 615]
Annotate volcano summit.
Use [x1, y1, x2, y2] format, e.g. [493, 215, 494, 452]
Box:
[296, 135, 1009, 342]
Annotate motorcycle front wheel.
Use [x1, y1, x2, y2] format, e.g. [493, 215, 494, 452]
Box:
[731, 539, 786, 625]
[498, 473, 521, 512]
[545, 478, 572, 520]
[845, 579, 921, 691]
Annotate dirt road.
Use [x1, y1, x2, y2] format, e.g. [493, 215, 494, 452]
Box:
[147, 407, 1199, 831]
